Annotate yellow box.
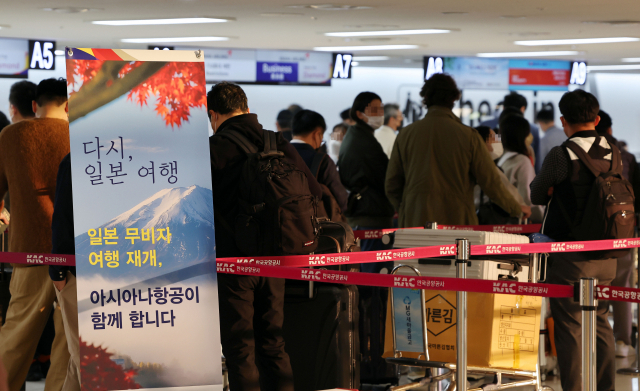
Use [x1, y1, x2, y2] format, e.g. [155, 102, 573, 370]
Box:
[384, 290, 541, 371]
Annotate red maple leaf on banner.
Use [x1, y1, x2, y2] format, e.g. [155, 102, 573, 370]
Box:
[67, 60, 206, 128]
[80, 338, 141, 391]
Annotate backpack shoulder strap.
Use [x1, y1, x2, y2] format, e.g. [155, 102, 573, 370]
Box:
[310, 151, 326, 178]
[563, 139, 602, 177]
[261, 130, 284, 157]
[217, 130, 258, 154]
[608, 142, 622, 174]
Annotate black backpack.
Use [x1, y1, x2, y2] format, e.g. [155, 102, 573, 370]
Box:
[310, 152, 348, 223]
[558, 140, 635, 258]
[218, 129, 320, 256]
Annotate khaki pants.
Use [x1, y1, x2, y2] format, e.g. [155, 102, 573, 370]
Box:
[53, 273, 79, 391]
[0, 266, 69, 391]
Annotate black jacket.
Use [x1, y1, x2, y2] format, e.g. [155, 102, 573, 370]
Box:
[291, 142, 348, 212]
[338, 123, 394, 227]
[50, 154, 76, 281]
[209, 114, 322, 258]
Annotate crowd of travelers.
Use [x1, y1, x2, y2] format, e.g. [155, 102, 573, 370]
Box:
[0, 72, 638, 391]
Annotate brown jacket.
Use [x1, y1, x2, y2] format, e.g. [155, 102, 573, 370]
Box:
[385, 106, 522, 227]
[0, 118, 70, 259]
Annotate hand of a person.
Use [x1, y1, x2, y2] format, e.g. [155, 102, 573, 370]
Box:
[521, 205, 532, 219]
[547, 187, 554, 196]
[53, 279, 66, 292]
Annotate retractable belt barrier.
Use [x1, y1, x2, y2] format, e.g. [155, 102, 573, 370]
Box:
[353, 224, 543, 239]
[3, 233, 640, 302]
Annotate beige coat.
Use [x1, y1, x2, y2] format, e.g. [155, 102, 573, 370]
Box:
[385, 106, 522, 227]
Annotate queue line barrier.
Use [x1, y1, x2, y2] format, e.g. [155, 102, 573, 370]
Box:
[0, 236, 627, 390]
[353, 224, 543, 240]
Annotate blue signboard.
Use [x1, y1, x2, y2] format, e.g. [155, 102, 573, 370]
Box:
[392, 287, 425, 352]
[256, 62, 298, 83]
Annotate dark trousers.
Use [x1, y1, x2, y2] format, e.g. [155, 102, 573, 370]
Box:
[218, 274, 294, 391]
[547, 253, 616, 391]
[612, 252, 634, 345]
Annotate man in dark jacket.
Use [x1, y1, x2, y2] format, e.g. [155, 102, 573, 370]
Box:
[290, 109, 348, 213]
[596, 110, 640, 357]
[208, 82, 321, 391]
[49, 154, 80, 391]
[530, 90, 617, 391]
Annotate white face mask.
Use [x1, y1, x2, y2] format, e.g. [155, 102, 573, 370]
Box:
[490, 142, 504, 160]
[365, 114, 384, 129]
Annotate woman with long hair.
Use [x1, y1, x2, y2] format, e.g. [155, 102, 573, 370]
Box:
[498, 115, 544, 223]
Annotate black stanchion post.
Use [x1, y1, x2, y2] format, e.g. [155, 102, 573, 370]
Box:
[580, 277, 598, 391]
[455, 238, 469, 391]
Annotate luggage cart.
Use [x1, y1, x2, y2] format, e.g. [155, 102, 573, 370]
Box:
[386, 246, 553, 390]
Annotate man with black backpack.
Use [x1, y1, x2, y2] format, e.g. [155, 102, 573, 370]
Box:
[531, 90, 635, 391]
[290, 109, 348, 221]
[208, 82, 322, 391]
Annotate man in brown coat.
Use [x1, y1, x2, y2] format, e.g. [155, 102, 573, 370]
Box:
[385, 74, 530, 227]
[0, 78, 70, 391]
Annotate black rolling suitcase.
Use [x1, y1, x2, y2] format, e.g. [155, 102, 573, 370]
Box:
[282, 282, 360, 391]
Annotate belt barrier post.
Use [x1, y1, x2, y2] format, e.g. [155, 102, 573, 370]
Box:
[580, 277, 598, 391]
[617, 224, 640, 376]
[455, 238, 469, 391]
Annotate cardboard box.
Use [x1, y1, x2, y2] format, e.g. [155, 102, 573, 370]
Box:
[384, 290, 541, 371]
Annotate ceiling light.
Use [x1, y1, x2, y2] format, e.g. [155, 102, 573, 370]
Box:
[54, 50, 65, 56]
[351, 61, 360, 66]
[260, 12, 303, 17]
[621, 58, 640, 62]
[477, 51, 580, 58]
[286, 4, 372, 10]
[587, 64, 640, 71]
[325, 29, 450, 37]
[515, 37, 639, 46]
[41, 7, 100, 13]
[314, 44, 419, 51]
[352, 56, 390, 61]
[121, 37, 229, 43]
[92, 18, 229, 26]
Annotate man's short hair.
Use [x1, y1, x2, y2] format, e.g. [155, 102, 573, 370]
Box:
[420, 73, 460, 109]
[292, 110, 326, 136]
[277, 110, 293, 129]
[0, 111, 9, 131]
[498, 107, 523, 127]
[383, 103, 400, 125]
[595, 110, 612, 135]
[340, 109, 351, 121]
[558, 90, 600, 125]
[535, 109, 554, 123]
[35, 78, 67, 107]
[503, 92, 527, 110]
[288, 104, 303, 116]
[206, 82, 248, 119]
[9, 80, 37, 117]
[475, 125, 492, 142]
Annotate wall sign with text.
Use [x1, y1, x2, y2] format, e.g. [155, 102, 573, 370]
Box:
[29, 40, 56, 70]
[569, 61, 588, 85]
[332, 53, 353, 79]
[424, 56, 444, 80]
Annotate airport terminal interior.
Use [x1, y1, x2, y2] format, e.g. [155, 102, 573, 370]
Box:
[3, 0, 640, 390]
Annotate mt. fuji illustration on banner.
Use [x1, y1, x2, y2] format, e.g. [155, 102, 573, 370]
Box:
[66, 48, 222, 391]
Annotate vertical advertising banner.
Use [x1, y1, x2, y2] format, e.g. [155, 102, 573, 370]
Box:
[65, 48, 222, 391]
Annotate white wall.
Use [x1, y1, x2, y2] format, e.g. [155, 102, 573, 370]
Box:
[589, 73, 640, 155]
[1, 59, 638, 156]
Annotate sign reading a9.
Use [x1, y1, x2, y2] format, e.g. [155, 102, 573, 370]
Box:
[29, 40, 56, 71]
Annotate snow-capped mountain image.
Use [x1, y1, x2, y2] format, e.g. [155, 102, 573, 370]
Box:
[75, 185, 216, 280]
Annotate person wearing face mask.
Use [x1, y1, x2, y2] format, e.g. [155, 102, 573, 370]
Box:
[473, 126, 524, 220]
[497, 115, 544, 223]
[291, 110, 348, 215]
[338, 91, 394, 264]
[386, 74, 531, 228]
[327, 123, 347, 164]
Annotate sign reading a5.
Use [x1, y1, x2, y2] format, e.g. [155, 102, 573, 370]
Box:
[29, 40, 56, 70]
